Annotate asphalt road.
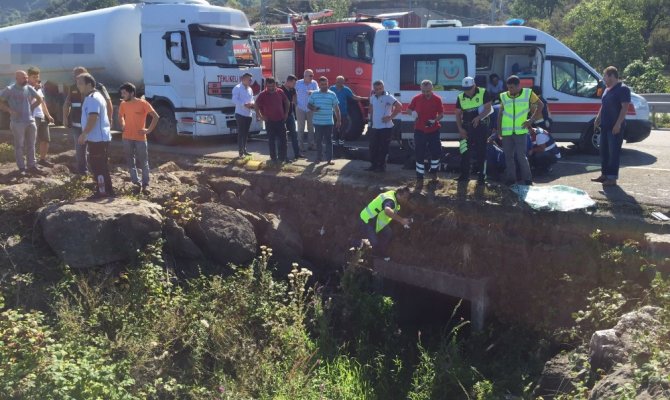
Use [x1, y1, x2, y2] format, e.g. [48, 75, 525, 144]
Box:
[139, 128, 669, 210]
[1, 126, 668, 212]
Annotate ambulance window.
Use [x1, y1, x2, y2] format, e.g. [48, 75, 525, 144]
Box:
[400, 54, 467, 90]
[551, 59, 599, 98]
[476, 48, 493, 71]
[313, 30, 337, 56]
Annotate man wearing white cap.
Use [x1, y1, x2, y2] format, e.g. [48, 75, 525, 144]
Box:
[455, 76, 492, 184]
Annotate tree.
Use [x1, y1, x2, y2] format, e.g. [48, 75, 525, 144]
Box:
[510, 0, 564, 20]
[309, 0, 351, 23]
[623, 57, 670, 94]
[565, 0, 645, 72]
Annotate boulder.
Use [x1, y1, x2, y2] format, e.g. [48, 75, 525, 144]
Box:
[185, 203, 257, 266]
[260, 214, 303, 261]
[239, 187, 265, 211]
[532, 352, 580, 399]
[589, 329, 625, 371]
[589, 306, 662, 373]
[163, 218, 203, 260]
[589, 365, 636, 400]
[0, 178, 64, 210]
[208, 177, 251, 196]
[220, 190, 241, 209]
[39, 198, 163, 268]
[153, 161, 181, 173]
[644, 233, 670, 261]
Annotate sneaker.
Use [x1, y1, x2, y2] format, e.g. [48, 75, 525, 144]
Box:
[27, 166, 47, 176]
[38, 159, 54, 168]
[295, 154, 307, 159]
[17, 168, 27, 177]
[87, 192, 109, 200]
[141, 185, 151, 194]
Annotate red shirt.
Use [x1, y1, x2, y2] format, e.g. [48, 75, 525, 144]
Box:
[408, 93, 443, 133]
[255, 89, 288, 122]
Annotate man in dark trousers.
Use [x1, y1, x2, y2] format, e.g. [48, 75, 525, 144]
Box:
[255, 77, 290, 164]
[592, 66, 631, 187]
[63, 66, 112, 174]
[280, 75, 305, 160]
[455, 76, 493, 184]
[366, 80, 402, 172]
[403, 80, 444, 183]
[359, 187, 411, 262]
[76, 73, 113, 198]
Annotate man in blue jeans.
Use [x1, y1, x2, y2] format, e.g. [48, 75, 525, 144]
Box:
[308, 76, 341, 164]
[592, 66, 630, 187]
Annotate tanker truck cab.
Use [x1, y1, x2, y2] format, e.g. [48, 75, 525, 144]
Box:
[140, 0, 262, 144]
[373, 25, 651, 154]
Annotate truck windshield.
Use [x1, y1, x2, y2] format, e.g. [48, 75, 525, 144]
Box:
[190, 30, 259, 67]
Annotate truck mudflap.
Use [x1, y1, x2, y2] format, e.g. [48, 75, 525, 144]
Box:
[624, 119, 652, 143]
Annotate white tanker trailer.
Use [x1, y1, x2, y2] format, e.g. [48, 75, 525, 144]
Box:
[0, 0, 263, 144]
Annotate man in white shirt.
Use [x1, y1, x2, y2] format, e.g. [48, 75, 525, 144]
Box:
[77, 73, 113, 198]
[295, 69, 318, 152]
[232, 72, 255, 157]
[366, 80, 401, 172]
[27, 67, 55, 167]
[528, 126, 561, 175]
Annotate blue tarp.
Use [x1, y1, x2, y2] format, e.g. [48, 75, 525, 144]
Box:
[510, 184, 596, 212]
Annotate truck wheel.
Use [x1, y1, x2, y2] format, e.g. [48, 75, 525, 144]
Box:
[151, 104, 179, 145]
[344, 101, 364, 141]
[579, 126, 600, 155]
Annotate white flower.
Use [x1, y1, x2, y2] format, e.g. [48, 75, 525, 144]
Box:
[199, 319, 210, 329]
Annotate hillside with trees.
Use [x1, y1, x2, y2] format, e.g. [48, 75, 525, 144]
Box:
[2, 0, 668, 92]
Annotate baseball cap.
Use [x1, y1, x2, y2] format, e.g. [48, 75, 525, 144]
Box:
[462, 76, 475, 89]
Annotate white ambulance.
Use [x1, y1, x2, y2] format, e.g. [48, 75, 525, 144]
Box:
[372, 24, 652, 154]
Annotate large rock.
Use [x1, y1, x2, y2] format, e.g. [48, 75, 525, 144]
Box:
[589, 306, 662, 373]
[0, 178, 64, 210]
[185, 203, 257, 266]
[39, 198, 163, 268]
[164, 218, 203, 260]
[260, 214, 303, 260]
[532, 352, 580, 398]
[208, 177, 251, 196]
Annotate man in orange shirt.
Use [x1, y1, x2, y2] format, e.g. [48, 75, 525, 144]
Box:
[117, 82, 159, 193]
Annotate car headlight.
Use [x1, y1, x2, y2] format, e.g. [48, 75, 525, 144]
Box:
[195, 114, 216, 125]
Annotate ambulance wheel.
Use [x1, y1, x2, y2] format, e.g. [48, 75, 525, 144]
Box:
[401, 138, 415, 151]
[151, 104, 180, 146]
[580, 126, 600, 155]
[344, 101, 364, 141]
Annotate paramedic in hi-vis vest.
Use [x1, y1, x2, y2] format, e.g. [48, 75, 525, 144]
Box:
[359, 187, 411, 262]
[494, 75, 544, 186]
[455, 76, 493, 184]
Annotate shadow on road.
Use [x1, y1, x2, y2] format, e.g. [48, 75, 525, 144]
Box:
[600, 184, 644, 218]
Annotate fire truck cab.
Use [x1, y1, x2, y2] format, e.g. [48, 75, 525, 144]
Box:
[257, 21, 382, 140]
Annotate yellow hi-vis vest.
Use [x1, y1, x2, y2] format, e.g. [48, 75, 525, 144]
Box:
[500, 88, 531, 136]
[458, 87, 486, 112]
[360, 190, 399, 233]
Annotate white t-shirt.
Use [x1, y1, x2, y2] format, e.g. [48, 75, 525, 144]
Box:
[369, 92, 399, 129]
[32, 87, 45, 119]
[534, 132, 561, 158]
[82, 91, 111, 142]
[295, 79, 318, 112]
[232, 83, 254, 117]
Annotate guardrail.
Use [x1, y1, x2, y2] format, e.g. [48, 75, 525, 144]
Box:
[641, 93, 670, 128]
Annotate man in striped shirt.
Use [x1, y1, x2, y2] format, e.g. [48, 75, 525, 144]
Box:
[308, 77, 341, 165]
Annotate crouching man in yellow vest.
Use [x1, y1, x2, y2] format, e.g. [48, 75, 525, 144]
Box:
[359, 187, 411, 261]
[495, 75, 544, 186]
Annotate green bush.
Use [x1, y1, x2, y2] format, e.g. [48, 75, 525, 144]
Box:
[0, 142, 13, 163]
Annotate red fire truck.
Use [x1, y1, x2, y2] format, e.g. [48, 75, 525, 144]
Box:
[256, 11, 384, 140]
